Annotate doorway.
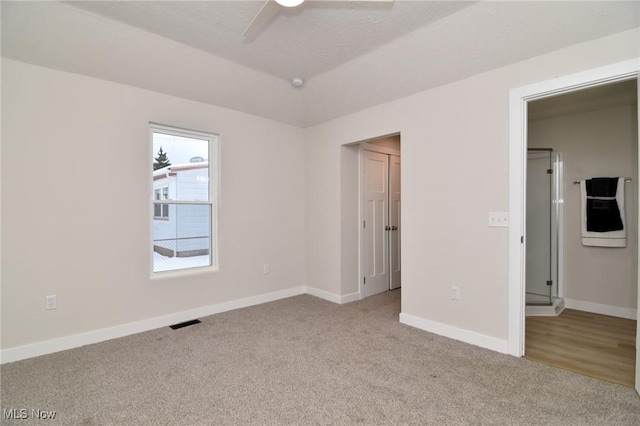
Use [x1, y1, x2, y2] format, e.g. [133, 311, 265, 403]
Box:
[524, 81, 638, 386]
[360, 137, 401, 298]
[508, 59, 640, 392]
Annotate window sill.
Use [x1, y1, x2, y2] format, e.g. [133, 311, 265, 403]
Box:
[150, 264, 219, 281]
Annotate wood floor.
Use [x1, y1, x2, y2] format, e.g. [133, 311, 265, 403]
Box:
[525, 309, 637, 387]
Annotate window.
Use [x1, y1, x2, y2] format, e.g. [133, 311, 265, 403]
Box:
[151, 124, 218, 274]
[154, 186, 169, 219]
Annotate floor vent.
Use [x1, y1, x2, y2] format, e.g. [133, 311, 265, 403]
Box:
[169, 319, 201, 330]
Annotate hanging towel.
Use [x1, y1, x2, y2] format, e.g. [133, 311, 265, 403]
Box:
[581, 177, 626, 247]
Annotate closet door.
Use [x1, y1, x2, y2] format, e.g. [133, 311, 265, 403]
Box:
[363, 150, 390, 297]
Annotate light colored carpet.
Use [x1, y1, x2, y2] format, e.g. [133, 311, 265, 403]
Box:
[2, 290, 639, 425]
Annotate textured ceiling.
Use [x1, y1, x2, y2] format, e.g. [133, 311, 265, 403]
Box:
[2, 1, 639, 127]
[66, 0, 474, 80]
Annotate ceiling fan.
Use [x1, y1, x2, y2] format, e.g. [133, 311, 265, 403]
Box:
[243, 0, 394, 40]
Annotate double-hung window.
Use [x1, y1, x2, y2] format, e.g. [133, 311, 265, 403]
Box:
[154, 186, 169, 219]
[151, 124, 218, 274]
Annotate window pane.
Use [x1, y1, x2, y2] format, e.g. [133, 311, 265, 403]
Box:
[151, 125, 217, 274]
[153, 203, 211, 272]
[152, 132, 209, 202]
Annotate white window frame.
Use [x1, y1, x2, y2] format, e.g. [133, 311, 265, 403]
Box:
[150, 123, 219, 277]
[153, 186, 170, 219]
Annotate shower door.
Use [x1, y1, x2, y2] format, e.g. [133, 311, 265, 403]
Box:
[526, 150, 553, 305]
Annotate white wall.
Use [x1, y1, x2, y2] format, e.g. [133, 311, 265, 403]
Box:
[529, 102, 638, 315]
[339, 143, 360, 301]
[305, 29, 639, 346]
[1, 59, 306, 351]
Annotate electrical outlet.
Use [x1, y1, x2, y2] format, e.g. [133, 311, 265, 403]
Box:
[451, 286, 460, 301]
[263, 264, 269, 274]
[45, 295, 56, 310]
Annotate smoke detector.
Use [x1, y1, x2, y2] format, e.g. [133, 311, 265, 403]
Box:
[291, 77, 304, 88]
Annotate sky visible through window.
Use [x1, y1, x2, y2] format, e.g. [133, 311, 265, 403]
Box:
[153, 132, 209, 166]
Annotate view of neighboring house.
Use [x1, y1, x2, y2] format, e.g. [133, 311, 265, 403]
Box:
[152, 157, 210, 261]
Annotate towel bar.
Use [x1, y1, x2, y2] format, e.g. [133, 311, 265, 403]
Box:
[573, 178, 632, 184]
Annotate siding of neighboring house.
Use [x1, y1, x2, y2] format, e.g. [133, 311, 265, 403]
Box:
[153, 163, 210, 257]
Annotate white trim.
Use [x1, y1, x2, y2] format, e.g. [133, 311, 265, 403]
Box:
[0, 286, 372, 364]
[359, 145, 365, 300]
[305, 286, 360, 304]
[508, 58, 640, 358]
[508, 87, 527, 356]
[399, 313, 509, 354]
[360, 141, 400, 157]
[0, 286, 305, 365]
[564, 298, 637, 320]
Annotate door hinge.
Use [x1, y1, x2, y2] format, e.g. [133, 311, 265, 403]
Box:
[363, 221, 366, 229]
[521, 235, 524, 244]
[546, 280, 553, 286]
[546, 169, 553, 174]
[363, 277, 366, 284]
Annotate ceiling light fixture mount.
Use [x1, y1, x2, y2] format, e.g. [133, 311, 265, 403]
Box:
[275, 0, 305, 7]
[291, 77, 305, 88]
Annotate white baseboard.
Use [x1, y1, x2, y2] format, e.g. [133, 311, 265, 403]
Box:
[3, 288, 513, 365]
[399, 313, 509, 354]
[339, 291, 361, 304]
[305, 286, 360, 304]
[0, 286, 306, 365]
[564, 298, 637, 320]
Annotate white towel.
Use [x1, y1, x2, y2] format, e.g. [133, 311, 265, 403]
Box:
[581, 177, 626, 247]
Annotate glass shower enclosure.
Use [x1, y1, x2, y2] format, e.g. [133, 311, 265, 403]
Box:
[526, 149, 563, 308]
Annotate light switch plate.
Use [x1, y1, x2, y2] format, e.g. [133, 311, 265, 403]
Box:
[488, 212, 509, 227]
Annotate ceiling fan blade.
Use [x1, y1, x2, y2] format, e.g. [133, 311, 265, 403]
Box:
[242, 0, 282, 40]
[243, 0, 394, 41]
[314, 0, 394, 2]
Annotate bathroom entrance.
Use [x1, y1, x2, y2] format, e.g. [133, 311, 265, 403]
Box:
[523, 79, 638, 387]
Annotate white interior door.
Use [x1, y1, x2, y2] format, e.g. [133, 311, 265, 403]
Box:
[389, 155, 401, 290]
[526, 151, 552, 304]
[363, 150, 390, 297]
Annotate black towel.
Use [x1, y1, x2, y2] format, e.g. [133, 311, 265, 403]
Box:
[585, 177, 623, 232]
[586, 199, 623, 232]
[586, 177, 618, 197]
